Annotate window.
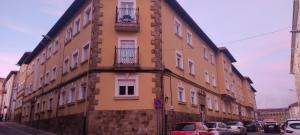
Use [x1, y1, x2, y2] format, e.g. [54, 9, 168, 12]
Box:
[190, 89, 197, 105]
[177, 86, 185, 102]
[78, 83, 87, 100]
[83, 5, 92, 26]
[73, 17, 81, 36]
[48, 98, 53, 110]
[81, 42, 90, 63]
[41, 52, 46, 64]
[51, 66, 57, 81]
[211, 53, 215, 65]
[188, 59, 195, 75]
[47, 45, 52, 59]
[118, 39, 137, 64]
[71, 50, 79, 69]
[115, 76, 138, 97]
[59, 91, 65, 106]
[45, 71, 49, 85]
[222, 101, 226, 113]
[41, 101, 46, 112]
[175, 51, 183, 69]
[69, 88, 76, 103]
[214, 97, 219, 111]
[64, 26, 72, 44]
[207, 94, 212, 109]
[174, 18, 182, 36]
[39, 76, 44, 88]
[203, 47, 208, 60]
[204, 70, 210, 83]
[225, 80, 230, 90]
[36, 102, 40, 113]
[53, 39, 59, 54]
[63, 57, 69, 74]
[211, 74, 216, 87]
[187, 31, 192, 46]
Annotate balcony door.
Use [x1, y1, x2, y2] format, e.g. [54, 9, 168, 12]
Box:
[118, 40, 136, 64]
[118, 0, 136, 22]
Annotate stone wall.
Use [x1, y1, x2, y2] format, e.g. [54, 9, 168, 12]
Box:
[31, 113, 85, 135]
[166, 111, 201, 132]
[87, 110, 157, 135]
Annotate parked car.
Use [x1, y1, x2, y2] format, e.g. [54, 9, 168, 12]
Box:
[226, 121, 247, 135]
[244, 121, 258, 132]
[170, 122, 213, 135]
[263, 121, 281, 133]
[284, 120, 300, 135]
[206, 122, 232, 135]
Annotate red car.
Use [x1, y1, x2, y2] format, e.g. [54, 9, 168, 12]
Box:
[170, 122, 213, 135]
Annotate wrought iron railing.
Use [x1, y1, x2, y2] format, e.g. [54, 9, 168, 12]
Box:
[115, 7, 139, 24]
[115, 47, 139, 65]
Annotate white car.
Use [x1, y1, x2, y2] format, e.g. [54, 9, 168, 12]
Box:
[284, 120, 300, 135]
[226, 121, 247, 135]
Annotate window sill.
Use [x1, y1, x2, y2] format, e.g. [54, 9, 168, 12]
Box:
[77, 99, 86, 103]
[175, 33, 183, 39]
[208, 108, 213, 111]
[70, 66, 78, 71]
[73, 31, 80, 38]
[178, 101, 186, 105]
[58, 105, 65, 109]
[64, 40, 71, 46]
[62, 72, 68, 76]
[189, 73, 195, 77]
[176, 66, 184, 71]
[81, 60, 88, 65]
[67, 102, 75, 106]
[191, 104, 198, 108]
[83, 21, 91, 28]
[114, 96, 139, 100]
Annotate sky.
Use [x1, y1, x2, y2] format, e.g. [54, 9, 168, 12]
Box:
[0, 0, 296, 108]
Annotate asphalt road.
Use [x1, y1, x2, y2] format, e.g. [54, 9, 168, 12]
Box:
[248, 131, 283, 135]
[0, 122, 55, 135]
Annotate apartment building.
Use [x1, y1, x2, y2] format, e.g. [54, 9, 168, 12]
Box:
[291, 0, 300, 111]
[257, 108, 289, 123]
[288, 102, 300, 119]
[14, 0, 257, 134]
[1, 71, 19, 121]
[0, 78, 4, 119]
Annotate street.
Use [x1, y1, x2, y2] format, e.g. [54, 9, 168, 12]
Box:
[0, 122, 55, 135]
[248, 132, 283, 135]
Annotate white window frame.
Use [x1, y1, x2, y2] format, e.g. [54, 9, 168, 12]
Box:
[117, 37, 138, 64]
[45, 71, 50, 85]
[83, 4, 92, 26]
[115, 75, 139, 97]
[211, 73, 217, 87]
[81, 41, 90, 63]
[188, 58, 195, 75]
[207, 94, 212, 109]
[177, 84, 186, 103]
[47, 45, 52, 59]
[71, 50, 79, 69]
[39, 75, 44, 88]
[214, 97, 219, 111]
[64, 26, 73, 44]
[175, 50, 183, 69]
[211, 52, 215, 65]
[118, 0, 136, 8]
[59, 90, 65, 106]
[174, 17, 182, 37]
[186, 30, 193, 46]
[203, 47, 209, 60]
[73, 16, 81, 36]
[53, 38, 60, 54]
[51, 66, 57, 81]
[78, 83, 87, 100]
[63, 56, 69, 74]
[69, 87, 76, 103]
[190, 89, 197, 105]
[204, 70, 210, 83]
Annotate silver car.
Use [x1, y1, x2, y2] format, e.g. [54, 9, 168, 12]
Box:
[226, 121, 247, 135]
[206, 122, 233, 135]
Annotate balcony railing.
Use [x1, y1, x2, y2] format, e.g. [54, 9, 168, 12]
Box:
[115, 7, 140, 32]
[114, 47, 139, 67]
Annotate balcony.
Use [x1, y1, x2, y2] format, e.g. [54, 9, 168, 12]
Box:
[114, 47, 139, 69]
[115, 7, 140, 32]
[221, 91, 236, 101]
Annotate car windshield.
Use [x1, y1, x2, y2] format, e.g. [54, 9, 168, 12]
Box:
[290, 123, 300, 129]
[206, 123, 217, 128]
[226, 122, 238, 126]
[175, 123, 196, 131]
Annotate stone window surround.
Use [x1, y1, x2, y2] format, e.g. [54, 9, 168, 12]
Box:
[81, 41, 91, 63]
[71, 49, 79, 69]
[83, 4, 92, 27]
[186, 30, 193, 46]
[174, 17, 182, 37]
[175, 50, 183, 69]
[115, 75, 139, 98]
[190, 88, 197, 105]
[177, 83, 186, 103]
[73, 16, 81, 37]
[188, 58, 195, 75]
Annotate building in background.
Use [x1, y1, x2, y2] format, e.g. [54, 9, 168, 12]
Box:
[257, 108, 289, 123]
[288, 102, 300, 119]
[10, 0, 258, 134]
[291, 0, 300, 113]
[1, 71, 19, 121]
[0, 78, 5, 119]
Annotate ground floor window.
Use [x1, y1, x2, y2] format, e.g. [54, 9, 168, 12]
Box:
[115, 75, 138, 97]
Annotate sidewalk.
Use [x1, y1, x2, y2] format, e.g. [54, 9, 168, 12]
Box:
[0, 122, 56, 135]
